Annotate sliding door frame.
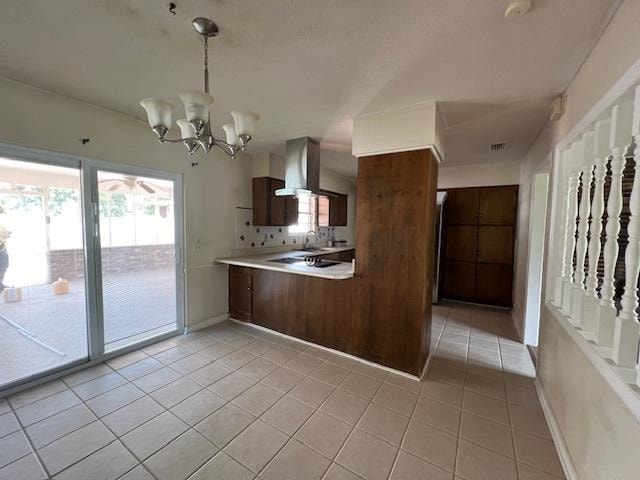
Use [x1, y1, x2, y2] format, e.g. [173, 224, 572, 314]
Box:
[0, 143, 185, 397]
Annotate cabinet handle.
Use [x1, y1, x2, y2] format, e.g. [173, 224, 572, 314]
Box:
[247, 287, 252, 291]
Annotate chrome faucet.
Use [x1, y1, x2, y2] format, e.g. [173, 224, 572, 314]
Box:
[304, 230, 318, 250]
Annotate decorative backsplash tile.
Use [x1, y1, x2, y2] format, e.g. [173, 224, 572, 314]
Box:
[235, 207, 335, 250]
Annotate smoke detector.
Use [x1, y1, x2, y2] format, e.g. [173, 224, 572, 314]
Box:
[504, 0, 532, 19]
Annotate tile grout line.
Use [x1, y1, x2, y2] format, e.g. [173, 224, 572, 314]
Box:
[388, 303, 456, 479]
[52, 375, 162, 480]
[6, 395, 51, 479]
[452, 306, 471, 478]
[188, 338, 362, 478]
[499, 333, 523, 480]
[318, 366, 389, 480]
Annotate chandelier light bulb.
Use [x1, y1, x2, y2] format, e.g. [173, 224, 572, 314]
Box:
[176, 119, 193, 139]
[140, 98, 174, 128]
[178, 91, 214, 122]
[222, 123, 241, 146]
[231, 110, 260, 137]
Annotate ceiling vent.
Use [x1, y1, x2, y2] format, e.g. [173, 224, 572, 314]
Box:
[490, 142, 508, 152]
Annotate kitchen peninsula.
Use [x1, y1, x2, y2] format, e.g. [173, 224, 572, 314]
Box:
[217, 103, 443, 376]
[217, 152, 438, 377]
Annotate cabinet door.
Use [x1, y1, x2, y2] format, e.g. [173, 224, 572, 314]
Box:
[442, 260, 476, 301]
[444, 225, 478, 262]
[251, 269, 288, 333]
[478, 186, 518, 225]
[328, 194, 339, 226]
[269, 179, 287, 226]
[229, 266, 253, 321]
[445, 188, 480, 225]
[475, 263, 513, 306]
[477, 226, 514, 264]
[338, 194, 348, 225]
[252, 177, 270, 226]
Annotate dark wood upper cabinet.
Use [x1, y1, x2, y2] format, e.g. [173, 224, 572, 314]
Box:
[252, 177, 298, 226]
[446, 188, 480, 225]
[318, 190, 348, 227]
[478, 186, 518, 225]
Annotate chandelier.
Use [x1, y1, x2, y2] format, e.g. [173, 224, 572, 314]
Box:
[140, 17, 259, 166]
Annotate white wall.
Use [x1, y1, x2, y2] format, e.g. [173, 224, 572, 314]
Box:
[0, 76, 253, 327]
[437, 161, 521, 189]
[514, 1, 640, 477]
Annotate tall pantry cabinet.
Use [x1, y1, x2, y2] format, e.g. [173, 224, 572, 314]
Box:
[441, 186, 518, 307]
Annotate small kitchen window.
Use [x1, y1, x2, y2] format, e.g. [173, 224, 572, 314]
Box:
[288, 194, 316, 235]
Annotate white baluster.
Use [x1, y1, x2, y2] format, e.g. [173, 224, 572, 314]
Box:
[570, 133, 595, 324]
[595, 101, 633, 347]
[613, 88, 640, 367]
[553, 149, 572, 306]
[582, 119, 611, 336]
[561, 143, 581, 317]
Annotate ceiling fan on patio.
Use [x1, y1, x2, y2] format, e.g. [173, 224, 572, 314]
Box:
[98, 176, 169, 196]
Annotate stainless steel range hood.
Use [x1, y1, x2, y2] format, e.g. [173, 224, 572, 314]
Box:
[275, 137, 320, 196]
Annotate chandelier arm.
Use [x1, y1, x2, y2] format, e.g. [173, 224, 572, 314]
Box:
[159, 137, 193, 144]
[212, 139, 244, 157]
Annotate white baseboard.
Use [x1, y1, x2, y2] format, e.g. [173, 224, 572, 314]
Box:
[535, 379, 580, 480]
[185, 313, 229, 333]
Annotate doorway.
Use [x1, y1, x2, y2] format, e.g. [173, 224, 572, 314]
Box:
[522, 172, 549, 347]
[0, 147, 184, 393]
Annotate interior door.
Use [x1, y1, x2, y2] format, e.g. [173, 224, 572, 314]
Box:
[96, 169, 182, 353]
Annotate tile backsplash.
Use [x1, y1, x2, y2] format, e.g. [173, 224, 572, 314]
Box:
[235, 207, 336, 250]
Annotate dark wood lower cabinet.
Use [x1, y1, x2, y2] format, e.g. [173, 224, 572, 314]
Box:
[443, 260, 476, 300]
[228, 266, 253, 321]
[475, 264, 513, 306]
[234, 267, 353, 352]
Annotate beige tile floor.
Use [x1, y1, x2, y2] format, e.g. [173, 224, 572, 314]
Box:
[0, 303, 565, 480]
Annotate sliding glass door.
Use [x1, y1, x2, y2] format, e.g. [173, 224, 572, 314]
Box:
[96, 171, 179, 352]
[0, 157, 88, 387]
[0, 148, 183, 393]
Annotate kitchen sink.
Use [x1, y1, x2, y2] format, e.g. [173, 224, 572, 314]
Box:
[312, 260, 341, 268]
[268, 257, 341, 268]
[268, 257, 305, 264]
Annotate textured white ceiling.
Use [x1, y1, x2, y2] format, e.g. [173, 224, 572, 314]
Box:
[0, 0, 620, 178]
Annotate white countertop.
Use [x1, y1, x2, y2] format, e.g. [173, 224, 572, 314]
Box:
[215, 246, 355, 280]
